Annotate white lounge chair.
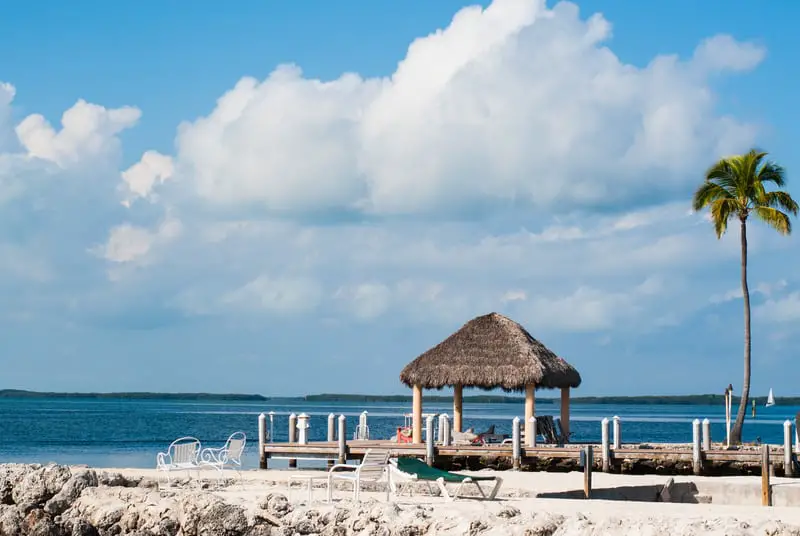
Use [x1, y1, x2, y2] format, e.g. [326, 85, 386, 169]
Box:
[326, 448, 391, 503]
[156, 436, 202, 486]
[200, 431, 246, 484]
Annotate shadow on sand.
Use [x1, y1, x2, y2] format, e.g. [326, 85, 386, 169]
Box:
[536, 481, 701, 503]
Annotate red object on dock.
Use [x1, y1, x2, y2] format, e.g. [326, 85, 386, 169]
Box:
[397, 427, 413, 443]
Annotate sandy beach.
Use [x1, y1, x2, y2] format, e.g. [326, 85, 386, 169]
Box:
[88, 466, 800, 533]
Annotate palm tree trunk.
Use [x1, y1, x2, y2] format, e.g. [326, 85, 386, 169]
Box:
[731, 218, 751, 444]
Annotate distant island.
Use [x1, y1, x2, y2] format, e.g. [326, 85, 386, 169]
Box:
[0, 390, 794, 406]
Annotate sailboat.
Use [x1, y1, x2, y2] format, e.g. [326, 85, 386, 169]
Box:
[765, 388, 776, 407]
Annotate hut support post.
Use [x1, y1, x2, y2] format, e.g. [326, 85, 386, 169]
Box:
[560, 388, 571, 441]
[412, 385, 423, 444]
[524, 385, 535, 445]
[453, 385, 463, 433]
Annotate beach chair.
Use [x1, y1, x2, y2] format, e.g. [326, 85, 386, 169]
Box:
[326, 448, 391, 503]
[156, 436, 202, 486]
[389, 457, 503, 501]
[200, 431, 246, 484]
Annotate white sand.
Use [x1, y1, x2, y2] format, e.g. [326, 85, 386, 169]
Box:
[99, 465, 800, 528]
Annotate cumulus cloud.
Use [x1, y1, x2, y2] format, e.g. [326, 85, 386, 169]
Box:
[98, 217, 182, 265]
[0, 0, 788, 347]
[16, 100, 140, 167]
[128, 0, 764, 219]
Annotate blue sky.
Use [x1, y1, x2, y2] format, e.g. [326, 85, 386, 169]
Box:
[1, 0, 798, 397]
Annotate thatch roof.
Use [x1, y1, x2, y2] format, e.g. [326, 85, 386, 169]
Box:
[400, 312, 581, 391]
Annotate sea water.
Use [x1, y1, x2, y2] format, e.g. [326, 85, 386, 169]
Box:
[0, 397, 796, 470]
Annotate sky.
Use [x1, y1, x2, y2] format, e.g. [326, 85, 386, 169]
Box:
[1, 0, 798, 397]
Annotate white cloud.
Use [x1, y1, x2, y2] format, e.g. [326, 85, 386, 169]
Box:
[98, 217, 182, 265]
[15, 100, 140, 167]
[0, 82, 16, 151]
[120, 150, 174, 206]
[138, 0, 763, 218]
[755, 291, 800, 324]
[221, 274, 323, 314]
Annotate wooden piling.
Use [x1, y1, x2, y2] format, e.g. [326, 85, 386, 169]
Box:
[612, 416, 621, 449]
[442, 414, 451, 446]
[583, 445, 593, 499]
[512, 417, 521, 470]
[337, 415, 347, 465]
[425, 415, 435, 466]
[762, 444, 771, 506]
[327, 413, 336, 469]
[601, 418, 610, 473]
[702, 418, 711, 451]
[692, 419, 702, 475]
[258, 413, 268, 469]
[288, 413, 297, 468]
[785, 421, 794, 478]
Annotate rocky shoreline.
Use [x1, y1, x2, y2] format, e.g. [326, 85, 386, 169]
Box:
[2, 463, 800, 535]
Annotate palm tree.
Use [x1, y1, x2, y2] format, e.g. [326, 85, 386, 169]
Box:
[693, 149, 797, 444]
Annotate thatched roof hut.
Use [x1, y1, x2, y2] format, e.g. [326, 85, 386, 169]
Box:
[400, 312, 581, 391]
[399, 312, 581, 443]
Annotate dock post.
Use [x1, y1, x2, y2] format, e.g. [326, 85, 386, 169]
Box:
[583, 445, 593, 499]
[327, 413, 336, 469]
[612, 416, 621, 449]
[702, 418, 711, 451]
[438, 414, 446, 444]
[785, 420, 794, 478]
[796, 412, 800, 455]
[288, 413, 297, 468]
[258, 413, 268, 469]
[268, 411, 275, 443]
[512, 417, 521, 470]
[601, 418, 610, 473]
[327, 414, 336, 442]
[762, 444, 771, 506]
[442, 414, 451, 446]
[337, 415, 347, 465]
[692, 419, 702, 475]
[426, 415, 436, 466]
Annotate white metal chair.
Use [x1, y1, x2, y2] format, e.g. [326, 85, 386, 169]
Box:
[200, 431, 246, 484]
[326, 448, 391, 503]
[156, 436, 202, 487]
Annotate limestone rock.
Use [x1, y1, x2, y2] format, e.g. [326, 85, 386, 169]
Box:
[11, 464, 72, 512]
[45, 469, 99, 516]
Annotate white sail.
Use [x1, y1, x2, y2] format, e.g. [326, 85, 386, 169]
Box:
[766, 388, 775, 407]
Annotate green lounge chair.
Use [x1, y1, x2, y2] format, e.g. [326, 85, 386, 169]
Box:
[389, 457, 503, 501]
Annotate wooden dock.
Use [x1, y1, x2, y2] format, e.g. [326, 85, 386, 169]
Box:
[260, 440, 794, 474]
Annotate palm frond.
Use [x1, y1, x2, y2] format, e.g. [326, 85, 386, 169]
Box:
[760, 191, 799, 216]
[710, 197, 740, 238]
[753, 206, 792, 235]
[693, 180, 733, 211]
[704, 160, 738, 194]
[757, 161, 787, 188]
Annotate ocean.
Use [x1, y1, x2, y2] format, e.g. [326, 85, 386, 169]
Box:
[1, 397, 797, 470]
